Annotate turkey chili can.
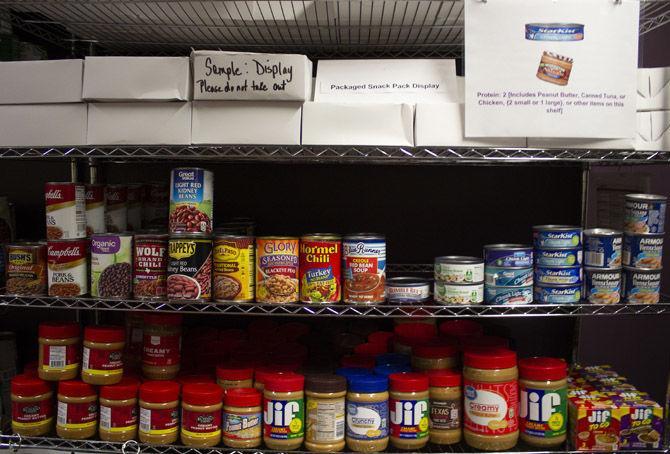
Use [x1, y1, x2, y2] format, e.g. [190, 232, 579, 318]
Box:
[90, 234, 133, 299]
[133, 233, 168, 299]
[623, 233, 664, 269]
[47, 239, 88, 297]
[167, 235, 212, 301]
[583, 229, 622, 269]
[533, 225, 582, 248]
[622, 267, 661, 304]
[256, 236, 299, 303]
[105, 184, 128, 233]
[483, 244, 533, 268]
[5, 242, 47, 296]
[45, 182, 86, 240]
[84, 184, 105, 236]
[343, 234, 386, 304]
[169, 167, 213, 235]
[584, 268, 621, 305]
[624, 193, 667, 234]
[299, 234, 341, 303]
[213, 235, 254, 303]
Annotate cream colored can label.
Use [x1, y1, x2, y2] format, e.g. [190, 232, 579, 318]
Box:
[306, 397, 345, 442]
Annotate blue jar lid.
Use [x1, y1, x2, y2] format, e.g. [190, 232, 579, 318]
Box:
[348, 374, 389, 393]
[374, 364, 412, 377]
[375, 353, 410, 367]
[336, 367, 372, 379]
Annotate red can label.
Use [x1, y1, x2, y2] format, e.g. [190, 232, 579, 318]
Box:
[390, 398, 429, 439]
[105, 185, 128, 233]
[47, 239, 88, 297]
[12, 399, 53, 426]
[343, 237, 386, 304]
[57, 401, 97, 428]
[45, 182, 86, 240]
[140, 407, 178, 435]
[83, 346, 123, 372]
[299, 238, 341, 303]
[85, 184, 105, 236]
[42, 343, 80, 371]
[100, 404, 137, 430]
[142, 333, 180, 366]
[181, 409, 222, 437]
[464, 378, 518, 436]
[133, 236, 168, 299]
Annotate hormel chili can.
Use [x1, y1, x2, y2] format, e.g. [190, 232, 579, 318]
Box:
[299, 234, 341, 303]
[134, 233, 168, 299]
[47, 239, 88, 297]
[45, 182, 86, 240]
[105, 184, 128, 233]
[343, 233, 386, 305]
[142, 183, 168, 229]
[85, 184, 105, 236]
[126, 184, 143, 231]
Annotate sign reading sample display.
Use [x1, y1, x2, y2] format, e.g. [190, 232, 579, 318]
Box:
[465, 0, 639, 138]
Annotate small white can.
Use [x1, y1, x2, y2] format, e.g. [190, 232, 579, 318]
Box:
[386, 277, 431, 304]
[434, 281, 484, 305]
[434, 256, 484, 284]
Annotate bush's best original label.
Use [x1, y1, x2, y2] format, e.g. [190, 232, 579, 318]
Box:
[299, 235, 341, 303]
[214, 236, 254, 302]
[45, 182, 86, 241]
[57, 400, 97, 430]
[100, 404, 138, 432]
[181, 408, 222, 438]
[91, 234, 133, 298]
[264, 398, 304, 440]
[47, 239, 88, 297]
[584, 269, 621, 305]
[343, 235, 386, 304]
[169, 168, 213, 234]
[485, 267, 533, 287]
[256, 237, 299, 303]
[624, 194, 666, 234]
[346, 401, 389, 440]
[534, 266, 582, 285]
[622, 267, 661, 304]
[533, 226, 582, 249]
[583, 230, 622, 269]
[5, 243, 47, 296]
[485, 285, 533, 305]
[140, 407, 179, 436]
[464, 379, 518, 436]
[435, 282, 484, 305]
[520, 386, 566, 439]
[484, 245, 533, 268]
[390, 398, 429, 440]
[623, 234, 663, 269]
[85, 184, 105, 236]
[534, 284, 581, 304]
[535, 248, 582, 267]
[224, 410, 262, 441]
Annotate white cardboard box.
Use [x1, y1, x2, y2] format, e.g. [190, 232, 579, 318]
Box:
[302, 102, 414, 146]
[637, 67, 670, 112]
[0, 59, 83, 104]
[82, 56, 190, 101]
[87, 102, 191, 145]
[636, 111, 670, 151]
[192, 51, 313, 101]
[415, 103, 526, 147]
[0, 104, 87, 147]
[527, 137, 633, 150]
[192, 101, 302, 145]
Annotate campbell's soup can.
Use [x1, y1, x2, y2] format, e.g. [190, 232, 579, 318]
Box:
[105, 184, 128, 233]
[45, 182, 86, 240]
[299, 234, 341, 303]
[343, 234, 386, 304]
[85, 184, 106, 236]
[133, 233, 168, 299]
[142, 183, 168, 229]
[126, 184, 143, 231]
[256, 236, 299, 304]
[169, 167, 213, 235]
[47, 239, 88, 297]
[213, 235, 255, 303]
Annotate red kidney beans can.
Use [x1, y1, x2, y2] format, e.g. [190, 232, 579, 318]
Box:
[85, 184, 106, 236]
[105, 184, 128, 233]
[299, 233, 342, 303]
[169, 167, 213, 235]
[167, 235, 212, 301]
[45, 182, 86, 240]
[47, 239, 89, 297]
[142, 183, 169, 229]
[134, 233, 168, 299]
[126, 184, 143, 231]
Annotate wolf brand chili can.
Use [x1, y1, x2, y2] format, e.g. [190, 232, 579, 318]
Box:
[484, 244, 533, 268]
[584, 268, 621, 305]
[534, 266, 582, 285]
[105, 185, 128, 233]
[534, 283, 581, 304]
[85, 184, 105, 236]
[91, 234, 133, 299]
[533, 225, 582, 249]
[47, 239, 88, 297]
[624, 194, 666, 234]
[343, 234, 386, 305]
[5, 242, 47, 296]
[535, 248, 582, 267]
[623, 233, 663, 269]
[167, 235, 213, 301]
[213, 235, 254, 303]
[256, 236, 299, 304]
[434, 256, 484, 284]
[583, 229, 622, 269]
[142, 183, 168, 229]
[299, 234, 341, 303]
[126, 184, 143, 231]
[45, 182, 86, 240]
[169, 168, 213, 235]
[485, 267, 533, 287]
[134, 233, 168, 299]
[622, 266, 661, 304]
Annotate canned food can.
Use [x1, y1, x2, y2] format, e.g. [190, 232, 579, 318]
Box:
[105, 184, 128, 233]
[584, 267, 621, 305]
[45, 182, 86, 240]
[622, 266, 661, 304]
[583, 228, 623, 269]
[484, 285, 533, 305]
[47, 239, 88, 297]
[624, 193, 667, 234]
[535, 248, 582, 267]
[142, 183, 168, 229]
[0, 243, 5, 287]
[213, 235, 254, 303]
[343, 234, 386, 305]
[133, 233, 168, 299]
[84, 184, 105, 236]
[91, 233, 133, 298]
[169, 167, 213, 234]
[533, 225, 582, 248]
[5, 242, 47, 296]
[483, 244, 533, 268]
[485, 266, 533, 287]
[299, 234, 341, 303]
[126, 184, 143, 231]
[534, 283, 581, 304]
[623, 233, 663, 270]
[434, 281, 484, 305]
[434, 256, 484, 284]
[534, 266, 582, 285]
[386, 277, 431, 304]
[167, 235, 213, 301]
[256, 236, 299, 304]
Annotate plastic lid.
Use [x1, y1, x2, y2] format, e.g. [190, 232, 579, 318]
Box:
[336, 367, 373, 378]
[464, 348, 517, 370]
[140, 380, 180, 403]
[394, 323, 437, 343]
[340, 355, 375, 369]
[182, 383, 223, 406]
[348, 374, 388, 393]
[519, 357, 567, 381]
[224, 387, 261, 407]
[58, 380, 95, 397]
[460, 335, 510, 350]
[11, 374, 51, 396]
[305, 374, 347, 393]
[375, 353, 411, 367]
[373, 364, 412, 377]
[100, 378, 140, 400]
[177, 374, 215, 386]
[38, 321, 80, 339]
[143, 313, 182, 326]
[426, 369, 461, 387]
[439, 320, 484, 338]
[216, 365, 254, 381]
[84, 325, 124, 343]
[264, 373, 304, 393]
[413, 344, 458, 359]
[354, 342, 388, 356]
[368, 331, 394, 346]
[389, 372, 429, 392]
[254, 367, 293, 385]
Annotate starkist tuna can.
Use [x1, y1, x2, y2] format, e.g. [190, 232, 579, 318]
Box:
[534, 266, 582, 285]
[623, 233, 663, 270]
[483, 244, 533, 268]
[533, 225, 582, 248]
[624, 194, 666, 234]
[583, 229, 622, 269]
[535, 248, 582, 267]
[534, 283, 581, 304]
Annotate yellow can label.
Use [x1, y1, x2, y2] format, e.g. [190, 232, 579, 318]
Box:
[213, 237, 255, 302]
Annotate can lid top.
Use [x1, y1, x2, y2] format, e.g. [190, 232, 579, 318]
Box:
[483, 243, 532, 250]
[625, 193, 667, 201]
[343, 233, 385, 240]
[435, 255, 483, 264]
[300, 233, 342, 240]
[532, 225, 581, 231]
[622, 266, 663, 272]
[386, 277, 430, 287]
[583, 228, 622, 236]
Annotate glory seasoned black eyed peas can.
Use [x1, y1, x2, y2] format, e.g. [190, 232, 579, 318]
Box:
[167, 235, 212, 301]
[213, 235, 255, 303]
[256, 236, 299, 304]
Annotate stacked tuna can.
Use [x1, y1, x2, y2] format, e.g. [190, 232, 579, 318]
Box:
[582, 228, 623, 304]
[483, 245, 534, 304]
[533, 226, 583, 304]
[433, 256, 484, 305]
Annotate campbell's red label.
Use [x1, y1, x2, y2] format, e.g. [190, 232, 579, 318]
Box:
[140, 407, 178, 434]
[12, 399, 53, 425]
[142, 333, 180, 366]
[100, 404, 137, 430]
[42, 344, 80, 371]
[105, 186, 128, 207]
[83, 346, 123, 372]
[85, 185, 105, 206]
[45, 183, 78, 208]
[47, 241, 88, 264]
[57, 401, 97, 428]
[127, 185, 143, 205]
[182, 408, 222, 435]
[45, 183, 86, 240]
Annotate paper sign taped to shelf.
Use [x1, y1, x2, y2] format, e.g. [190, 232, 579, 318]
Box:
[465, 0, 639, 138]
[191, 50, 313, 101]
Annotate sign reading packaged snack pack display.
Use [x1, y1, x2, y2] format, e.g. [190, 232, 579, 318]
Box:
[465, 0, 639, 138]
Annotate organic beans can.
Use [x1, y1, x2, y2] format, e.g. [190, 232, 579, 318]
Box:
[343, 234, 386, 304]
[84, 184, 105, 236]
[90, 234, 133, 298]
[299, 234, 341, 303]
[142, 183, 168, 229]
[213, 235, 254, 303]
[169, 168, 213, 235]
[133, 233, 168, 299]
[45, 182, 86, 240]
[623, 233, 663, 269]
[47, 239, 88, 297]
[583, 229, 622, 269]
[167, 236, 212, 301]
[622, 267, 661, 304]
[624, 193, 666, 234]
[105, 184, 128, 233]
[434, 256, 484, 284]
[584, 268, 621, 305]
[126, 184, 143, 231]
[256, 236, 299, 304]
[5, 242, 47, 296]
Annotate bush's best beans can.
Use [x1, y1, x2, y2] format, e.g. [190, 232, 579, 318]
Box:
[105, 184, 128, 233]
[623, 233, 663, 270]
[167, 235, 213, 301]
[84, 184, 105, 236]
[133, 233, 168, 299]
[622, 266, 661, 304]
[434, 256, 484, 284]
[299, 234, 341, 303]
[583, 229, 622, 269]
[583, 268, 621, 305]
[90, 234, 133, 298]
[256, 236, 299, 304]
[343, 234, 386, 305]
[47, 239, 88, 297]
[169, 168, 213, 235]
[483, 244, 533, 268]
[624, 193, 666, 234]
[5, 242, 47, 296]
[45, 182, 86, 240]
[213, 235, 255, 303]
[534, 248, 582, 267]
[533, 225, 582, 248]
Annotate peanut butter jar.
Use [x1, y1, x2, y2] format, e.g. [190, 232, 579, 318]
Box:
[389, 372, 430, 450]
[82, 325, 125, 385]
[263, 373, 305, 451]
[305, 374, 347, 452]
[142, 314, 182, 380]
[426, 369, 462, 445]
[216, 364, 254, 389]
[138, 380, 180, 445]
[11, 374, 54, 437]
[38, 322, 81, 381]
[180, 383, 223, 447]
[99, 378, 139, 442]
[345, 374, 389, 452]
[412, 344, 458, 371]
[223, 387, 262, 448]
[56, 380, 98, 440]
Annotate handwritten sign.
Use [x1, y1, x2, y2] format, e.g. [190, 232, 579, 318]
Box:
[192, 51, 312, 101]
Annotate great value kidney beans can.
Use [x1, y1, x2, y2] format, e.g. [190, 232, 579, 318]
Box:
[47, 239, 88, 297]
[105, 184, 128, 233]
[533, 225, 582, 248]
[623, 233, 663, 269]
[622, 266, 661, 304]
[484, 285, 533, 305]
[213, 235, 254, 303]
[434, 256, 484, 283]
[167, 235, 212, 301]
[584, 267, 621, 305]
[343, 233, 386, 305]
[126, 184, 143, 231]
[624, 193, 666, 234]
[84, 184, 105, 236]
[583, 228, 622, 269]
[434, 281, 484, 305]
[142, 183, 168, 229]
[485, 267, 533, 287]
[90, 234, 133, 298]
[256, 236, 299, 304]
[5, 242, 47, 296]
[386, 277, 431, 304]
[169, 167, 213, 235]
[534, 266, 582, 285]
[45, 182, 86, 240]
[299, 233, 341, 303]
[133, 233, 168, 299]
[534, 283, 581, 304]
[483, 244, 533, 268]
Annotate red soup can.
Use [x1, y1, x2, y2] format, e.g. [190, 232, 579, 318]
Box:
[47, 239, 89, 297]
[45, 182, 86, 240]
[299, 234, 341, 303]
[133, 233, 168, 299]
[85, 184, 105, 236]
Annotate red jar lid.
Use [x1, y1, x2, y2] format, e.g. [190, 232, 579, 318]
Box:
[460, 335, 510, 350]
[264, 373, 304, 393]
[394, 323, 437, 342]
[225, 387, 261, 407]
[254, 366, 289, 384]
[354, 342, 388, 356]
[39, 321, 80, 339]
[182, 383, 223, 406]
[464, 348, 517, 370]
[519, 357, 567, 381]
[368, 331, 394, 346]
[143, 313, 182, 326]
[140, 380, 180, 403]
[100, 378, 140, 401]
[426, 369, 461, 388]
[413, 344, 458, 359]
[11, 374, 51, 396]
[389, 372, 429, 392]
[177, 374, 215, 386]
[84, 325, 125, 343]
[340, 355, 375, 369]
[58, 380, 95, 397]
[439, 320, 484, 338]
[216, 365, 254, 381]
